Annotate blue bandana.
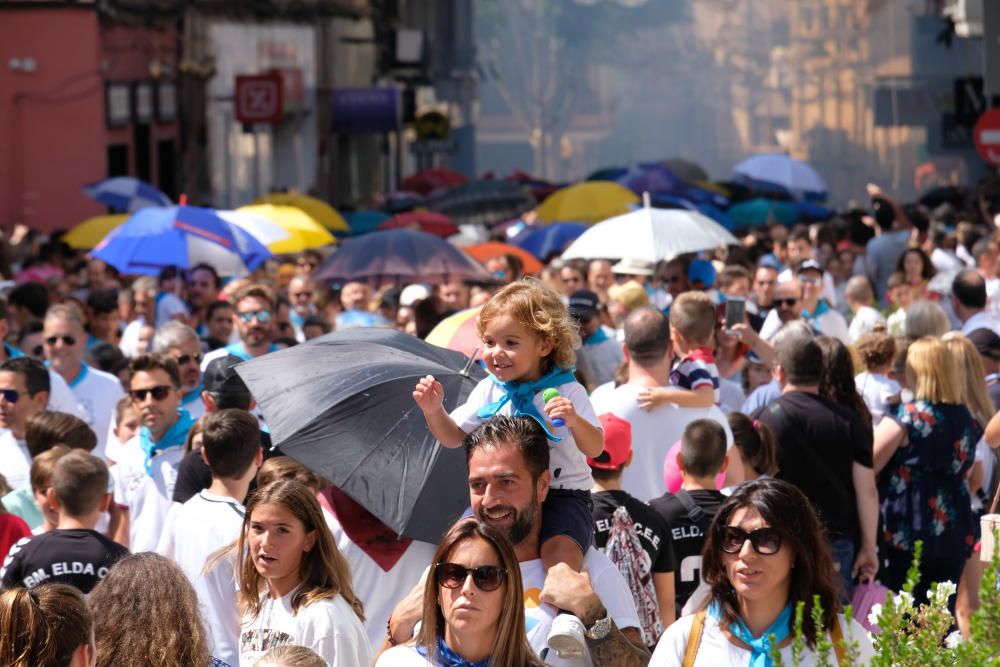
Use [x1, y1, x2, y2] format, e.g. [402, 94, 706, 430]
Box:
[182, 382, 204, 407]
[415, 636, 490, 667]
[801, 299, 830, 320]
[584, 327, 610, 346]
[475, 366, 576, 441]
[139, 408, 195, 475]
[225, 342, 279, 361]
[708, 600, 792, 667]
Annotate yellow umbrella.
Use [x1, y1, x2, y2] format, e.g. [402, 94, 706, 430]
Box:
[237, 204, 336, 254]
[63, 214, 129, 249]
[255, 193, 349, 233]
[535, 181, 639, 225]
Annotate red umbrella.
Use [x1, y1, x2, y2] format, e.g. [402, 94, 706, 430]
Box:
[401, 168, 468, 195]
[378, 211, 460, 238]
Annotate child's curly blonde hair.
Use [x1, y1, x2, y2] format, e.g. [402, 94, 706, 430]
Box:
[476, 279, 579, 373]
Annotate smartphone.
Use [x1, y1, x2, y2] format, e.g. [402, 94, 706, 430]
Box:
[724, 297, 745, 332]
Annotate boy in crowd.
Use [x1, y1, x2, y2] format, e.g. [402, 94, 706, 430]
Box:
[648, 419, 728, 616]
[1, 450, 127, 593]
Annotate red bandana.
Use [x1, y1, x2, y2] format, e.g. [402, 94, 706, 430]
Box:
[317, 486, 413, 572]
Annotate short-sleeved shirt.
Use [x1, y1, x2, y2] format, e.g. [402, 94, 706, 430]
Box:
[66, 364, 125, 460]
[113, 437, 187, 553]
[171, 430, 276, 504]
[0, 431, 31, 491]
[0, 528, 128, 593]
[669, 348, 720, 404]
[855, 372, 901, 426]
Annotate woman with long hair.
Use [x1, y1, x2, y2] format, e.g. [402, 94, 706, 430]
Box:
[0, 583, 95, 667]
[650, 478, 874, 665]
[236, 479, 369, 667]
[896, 247, 937, 301]
[815, 336, 873, 434]
[376, 517, 545, 666]
[724, 413, 777, 492]
[873, 337, 982, 605]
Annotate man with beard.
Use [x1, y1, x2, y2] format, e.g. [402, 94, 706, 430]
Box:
[186, 263, 221, 337]
[386, 416, 647, 666]
[201, 284, 280, 370]
[153, 322, 206, 420]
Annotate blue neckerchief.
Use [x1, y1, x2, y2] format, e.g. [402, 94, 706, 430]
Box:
[139, 408, 194, 475]
[415, 636, 490, 667]
[4, 344, 23, 359]
[68, 363, 89, 389]
[584, 327, 610, 346]
[475, 366, 576, 441]
[290, 311, 306, 328]
[801, 299, 830, 320]
[708, 600, 793, 667]
[182, 382, 203, 407]
[225, 342, 278, 361]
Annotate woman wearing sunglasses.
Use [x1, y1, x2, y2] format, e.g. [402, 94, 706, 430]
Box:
[376, 517, 545, 667]
[650, 478, 874, 666]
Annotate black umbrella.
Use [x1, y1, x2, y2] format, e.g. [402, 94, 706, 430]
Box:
[427, 180, 536, 226]
[235, 328, 485, 543]
[660, 157, 709, 183]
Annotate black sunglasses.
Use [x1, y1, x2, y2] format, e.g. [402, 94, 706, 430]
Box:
[175, 353, 202, 366]
[434, 562, 507, 592]
[130, 385, 173, 402]
[774, 298, 799, 307]
[45, 335, 76, 347]
[0, 389, 20, 403]
[720, 526, 783, 555]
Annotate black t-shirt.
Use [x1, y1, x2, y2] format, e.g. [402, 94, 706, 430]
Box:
[0, 529, 129, 593]
[753, 390, 873, 542]
[648, 489, 726, 613]
[592, 490, 676, 575]
[172, 429, 278, 504]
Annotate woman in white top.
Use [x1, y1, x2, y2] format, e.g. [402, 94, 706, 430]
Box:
[651, 478, 874, 666]
[236, 479, 370, 667]
[376, 517, 545, 667]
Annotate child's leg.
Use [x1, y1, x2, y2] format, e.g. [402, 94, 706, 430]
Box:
[538, 489, 593, 574]
[541, 534, 585, 573]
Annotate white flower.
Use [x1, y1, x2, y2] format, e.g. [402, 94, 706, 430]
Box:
[945, 630, 962, 648]
[867, 603, 883, 627]
[929, 580, 957, 606]
[893, 591, 914, 611]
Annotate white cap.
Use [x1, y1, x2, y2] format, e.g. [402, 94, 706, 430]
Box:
[400, 284, 431, 307]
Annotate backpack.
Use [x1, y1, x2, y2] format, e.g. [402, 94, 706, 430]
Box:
[604, 504, 662, 646]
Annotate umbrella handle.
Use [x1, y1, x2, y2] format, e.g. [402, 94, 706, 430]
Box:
[461, 347, 480, 377]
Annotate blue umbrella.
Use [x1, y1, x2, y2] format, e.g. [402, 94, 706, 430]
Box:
[621, 164, 682, 196]
[512, 222, 588, 260]
[344, 209, 390, 236]
[82, 177, 172, 213]
[790, 200, 834, 222]
[726, 198, 797, 227]
[91, 205, 271, 276]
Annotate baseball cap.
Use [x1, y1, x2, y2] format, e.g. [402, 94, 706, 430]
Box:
[203, 354, 251, 396]
[688, 258, 716, 288]
[796, 258, 823, 275]
[568, 290, 599, 321]
[968, 328, 1000, 361]
[587, 413, 632, 470]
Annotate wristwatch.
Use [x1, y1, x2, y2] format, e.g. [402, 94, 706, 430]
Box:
[584, 613, 612, 640]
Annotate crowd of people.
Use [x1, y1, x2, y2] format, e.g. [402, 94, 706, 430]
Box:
[0, 179, 999, 666]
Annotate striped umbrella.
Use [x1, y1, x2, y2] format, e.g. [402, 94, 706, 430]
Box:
[425, 306, 482, 360]
[81, 177, 171, 213]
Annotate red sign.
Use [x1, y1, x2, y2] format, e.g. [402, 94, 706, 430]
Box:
[235, 73, 283, 124]
[974, 108, 1000, 165]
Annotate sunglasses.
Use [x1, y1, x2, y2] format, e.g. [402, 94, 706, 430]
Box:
[434, 562, 507, 592]
[175, 353, 202, 366]
[45, 335, 76, 347]
[129, 385, 173, 402]
[291, 291, 313, 300]
[238, 310, 272, 324]
[720, 526, 783, 555]
[774, 298, 799, 307]
[0, 389, 21, 403]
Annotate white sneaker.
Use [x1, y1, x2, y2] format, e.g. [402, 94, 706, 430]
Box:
[547, 613, 587, 658]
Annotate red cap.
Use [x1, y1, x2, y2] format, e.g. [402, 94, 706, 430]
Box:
[587, 413, 632, 470]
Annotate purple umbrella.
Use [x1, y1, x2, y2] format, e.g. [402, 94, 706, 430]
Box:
[621, 164, 682, 196]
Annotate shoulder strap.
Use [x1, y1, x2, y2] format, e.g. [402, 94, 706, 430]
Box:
[831, 617, 847, 665]
[674, 490, 707, 525]
[682, 610, 707, 667]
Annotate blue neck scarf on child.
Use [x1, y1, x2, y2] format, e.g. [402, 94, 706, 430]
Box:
[415, 636, 491, 667]
[476, 366, 576, 441]
[139, 408, 194, 475]
[708, 600, 792, 667]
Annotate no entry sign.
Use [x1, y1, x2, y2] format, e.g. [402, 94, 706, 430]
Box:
[974, 108, 1000, 165]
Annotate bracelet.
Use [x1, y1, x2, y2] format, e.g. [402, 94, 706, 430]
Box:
[386, 616, 398, 646]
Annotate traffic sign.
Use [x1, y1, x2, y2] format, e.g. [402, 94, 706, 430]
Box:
[973, 108, 1000, 165]
[235, 73, 283, 124]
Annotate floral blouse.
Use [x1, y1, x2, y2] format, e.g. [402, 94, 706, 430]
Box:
[878, 401, 982, 560]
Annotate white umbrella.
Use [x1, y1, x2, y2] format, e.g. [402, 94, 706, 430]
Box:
[217, 209, 291, 247]
[733, 153, 827, 199]
[560, 206, 739, 262]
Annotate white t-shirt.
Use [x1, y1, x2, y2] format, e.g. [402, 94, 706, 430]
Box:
[322, 505, 437, 650]
[375, 644, 433, 666]
[521, 548, 640, 666]
[169, 491, 245, 667]
[66, 364, 124, 460]
[961, 310, 1000, 336]
[112, 437, 185, 553]
[855, 372, 901, 426]
[450, 377, 601, 491]
[0, 430, 31, 490]
[156, 292, 190, 327]
[650, 611, 874, 666]
[592, 384, 734, 502]
[47, 369, 86, 419]
[758, 307, 850, 344]
[238, 589, 371, 667]
[119, 318, 147, 358]
[848, 305, 886, 344]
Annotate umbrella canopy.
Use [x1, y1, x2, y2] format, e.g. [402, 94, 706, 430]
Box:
[425, 306, 483, 360]
[464, 242, 544, 276]
[733, 153, 827, 200]
[661, 158, 709, 183]
[81, 177, 171, 213]
[385, 190, 425, 213]
[620, 164, 682, 196]
[344, 209, 391, 236]
[789, 200, 834, 223]
[726, 198, 798, 227]
[535, 181, 639, 224]
[378, 211, 460, 238]
[426, 180, 536, 226]
[217, 210, 291, 247]
[235, 328, 486, 542]
[512, 222, 588, 260]
[312, 228, 493, 285]
[255, 193, 350, 233]
[91, 205, 271, 275]
[560, 206, 739, 262]
[63, 214, 128, 250]
[236, 204, 336, 254]
[401, 168, 467, 195]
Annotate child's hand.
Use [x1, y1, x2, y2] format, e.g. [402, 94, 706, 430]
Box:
[413, 375, 445, 415]
[637, 387, 670, 411]
[543, 395, 578, 429]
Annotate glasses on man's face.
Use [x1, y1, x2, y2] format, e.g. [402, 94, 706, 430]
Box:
[238, 310, 272, 324]
[129, 385, 173, 402]
[775, 298, 798, 308]
[45, 335, 76, 347]
[799, 275, 821, 286]
[291, 291, 313, 300]
[175, 353, 201, 366]
[720, 525, 783, 555]
[0, 389, 21, 404]
[434, 562, 507, 591]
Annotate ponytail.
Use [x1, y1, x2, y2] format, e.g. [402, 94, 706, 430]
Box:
[726, 412, 778, 477]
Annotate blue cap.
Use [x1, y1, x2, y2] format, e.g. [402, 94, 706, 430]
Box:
[688, 258, 717, 288]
